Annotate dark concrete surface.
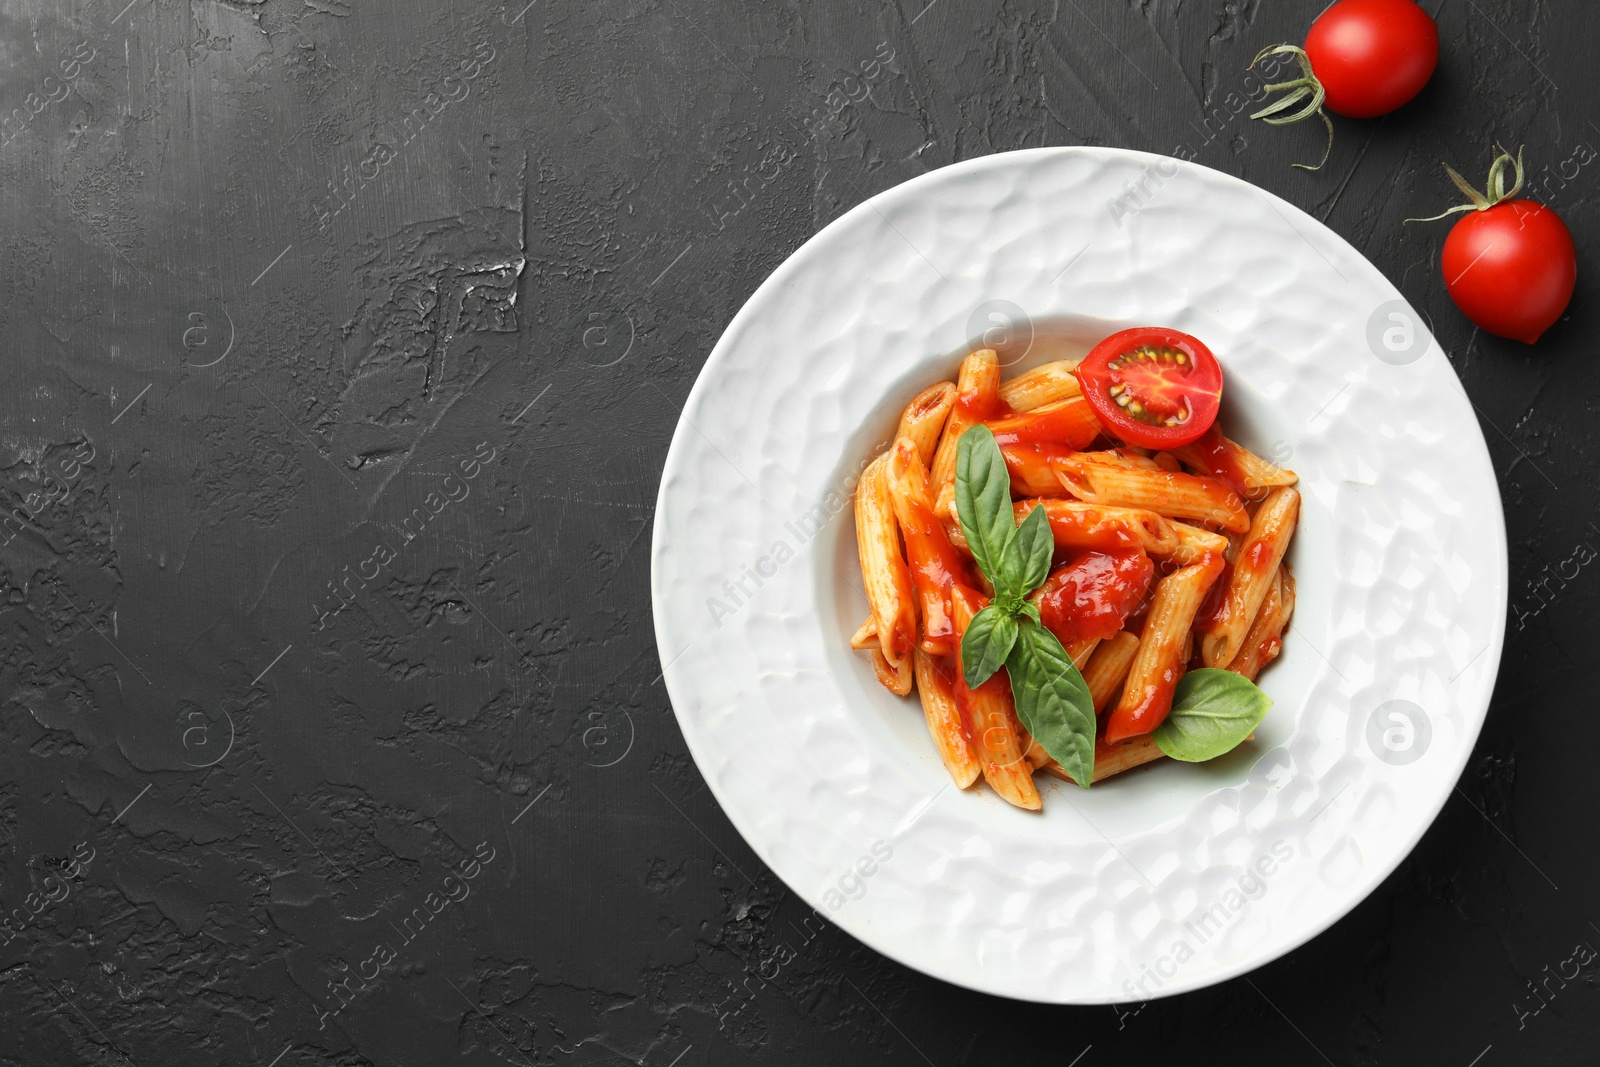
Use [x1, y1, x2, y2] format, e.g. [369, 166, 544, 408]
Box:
[0, 0, 1594, 1063]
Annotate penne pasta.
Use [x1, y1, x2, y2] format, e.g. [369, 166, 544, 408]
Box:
[998, 359, 1081, 411]
[1083, 631, 1140, 713]
[914, 650, 982, 787]
[1081, 449, 1162, 471]
[986, 398, 1103, 500]
[929, 349, 1002, 519]
[850, 616, 878, 650]
[951, 586, 1041, 810]
[1166, 522, 1230, 567]
[985, 397, 1102, 452]
[1173, 427, 1297, 498]
[1093, 735, 1166, 780]
[1230, 565, 1296, 682]
[1199, 486, 1300, 669]
[872, 648, 914, 695]
[1014, 499, 1181, 557]
[885, 436, 976, 656]
[1104, 554, 1225, 744]
[1052, 453, 1251, 533]
[854, 454, 917, 673]
[1037, 734, 1166, 784]
[895, 382, 957, 470]
[844, 338, 1303, 810]
[999, 446, 1069, 499]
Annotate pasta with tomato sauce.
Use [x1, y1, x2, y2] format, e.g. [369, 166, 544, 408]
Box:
[850, 335, 1299, 810]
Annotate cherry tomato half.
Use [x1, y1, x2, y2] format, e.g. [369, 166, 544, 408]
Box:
[1304, 0, 1438, 119]
[1442, 199, 1576, 345]
[1073, 327, 1223, 450]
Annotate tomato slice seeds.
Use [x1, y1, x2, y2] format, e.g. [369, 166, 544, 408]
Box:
[1075, 327, 1224, 450]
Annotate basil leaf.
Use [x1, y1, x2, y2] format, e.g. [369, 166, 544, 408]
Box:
[1006, 619, 1096, 788]
[955, 425, 1017, 594]
[993, 527, 1026, 600]
[1016, 599, 1042, 625]
[961, 605, 1017, 689]
[1014, 504, 1055, 594]
[1153, 668, 1273, 762]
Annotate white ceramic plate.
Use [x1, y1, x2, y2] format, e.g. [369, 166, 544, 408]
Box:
[651, 147, 1506, 1003]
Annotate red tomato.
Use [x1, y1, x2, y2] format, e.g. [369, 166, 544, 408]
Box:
[1073, 327, 1223, 450]
[1304, 0, 1438, 118]
[1442, 199, 1576, 344]
[1031, 550, 1154, 647]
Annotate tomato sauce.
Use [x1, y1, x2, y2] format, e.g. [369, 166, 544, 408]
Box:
[1036, 503, 1152, 553]
[951, 651, 1010, 724]
[953, 379, 1009, 425]
[928, 652, 979, 746]
[1185, 425, 1253, 498]
[1106, 661, 1184, 743]
[948, 585, 1007, 743]
[900, 497, 976, 656]
[1194, 556, 1234, 631]
[1103, 553, 1224, 743]
[1032, 550, 1154, 646]
[1197, 538, 1270, 636]
[986, 398, 1100, 452]
[999, 443, 1069, 497]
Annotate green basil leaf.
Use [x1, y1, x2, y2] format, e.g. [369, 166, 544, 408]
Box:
[961, 605, 1018, 689]
[1006, 619, 1096, 788]
[1016, 599, 1042, 625]
[993, 524, 1027, 600]
[1153, 668, 1273, 763]
[1013, 504, 1055, 595]
[955, 425, 1017, 594]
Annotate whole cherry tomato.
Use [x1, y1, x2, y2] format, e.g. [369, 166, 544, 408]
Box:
[1416, 146, 1577, 344]
[1304, 0, 1439, 118]
[1250, 0, 1438, 169]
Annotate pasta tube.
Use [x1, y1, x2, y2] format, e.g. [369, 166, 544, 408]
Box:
[854, 454, 917, 674]
[1052, 453, 1250, 533]
[1199, 487, 1300, 668]
[895, 382, 956, 470]
[1104, 554, 1225, 744]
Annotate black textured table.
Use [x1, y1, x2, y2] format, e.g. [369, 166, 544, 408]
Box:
[1, 1, 1591, 1064]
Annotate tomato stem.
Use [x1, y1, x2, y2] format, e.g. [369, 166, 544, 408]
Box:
[1406, 144, 1526, 223]
[1247, 45, 1333, 172]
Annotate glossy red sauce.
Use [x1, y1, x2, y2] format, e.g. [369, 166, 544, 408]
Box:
[927, 652, 978, 745]
[1102, 553, 1224, 744]
[1032, 550, 1154, 645]
[1107, 664, 1182, 743]
[1036, 503, 1149, 553]
[1194, 557, 1234, 631]
[1184, 425, 1252, 496]
[900, 498, 977, 656]
[951, 656, 1011, 739]
[1254, 633, 1282, 667]
[986, 398, 1100, 452]
[1243, 537, 1272, 570]
[953, 380, 1010, 424]
[999, 443, 1069, 496]
[948, 586, 1012, 747]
